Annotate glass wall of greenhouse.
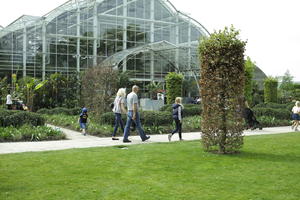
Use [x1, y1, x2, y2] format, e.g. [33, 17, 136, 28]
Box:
[0, 0, 209, 85]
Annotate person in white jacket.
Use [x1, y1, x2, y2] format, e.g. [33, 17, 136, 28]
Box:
[6, 93, 12, 110]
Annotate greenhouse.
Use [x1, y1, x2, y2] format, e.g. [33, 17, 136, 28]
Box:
[0, 0, 209, 86]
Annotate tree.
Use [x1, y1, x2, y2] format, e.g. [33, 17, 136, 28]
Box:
[165, 72, 183, 104]
[81, 66, 118, 116]
[244, 57, 255, 105]
[264, 77, 278, 103]
[199, 26, 246, 154]
[278, 70, 294, 103]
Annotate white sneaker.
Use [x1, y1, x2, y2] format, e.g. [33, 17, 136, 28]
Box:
[168, 134, 172, 142]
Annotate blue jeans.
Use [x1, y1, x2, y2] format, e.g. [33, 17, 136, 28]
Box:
[171, 119, 182, 139]
[123, 111, 147, 140]
[113, 113, 124, 137]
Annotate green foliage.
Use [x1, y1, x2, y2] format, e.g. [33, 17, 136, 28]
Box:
[0, 77, 8, 105]
[256, 116, 290, 127]
[37, 107, 81, 116]
[253, 107, 290, 120]
[165, 72, 183, 104]
[100, 111, 172, 127]
[264, 77, 278, 103]
[81, 66, 118, 116]
[0, 125, 66, 142]
[244, 57, 255, 105]
[0, 110, 45, 127]
[145, 81, 163, 99]
[199, 26, 246, 153]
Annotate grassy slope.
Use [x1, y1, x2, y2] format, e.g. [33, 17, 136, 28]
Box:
[1, 133, 300, 200]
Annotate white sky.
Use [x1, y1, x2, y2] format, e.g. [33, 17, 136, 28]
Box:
[0, 0, 299, 81]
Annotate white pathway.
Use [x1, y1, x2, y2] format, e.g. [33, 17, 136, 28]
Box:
[0, 126, 294, 155]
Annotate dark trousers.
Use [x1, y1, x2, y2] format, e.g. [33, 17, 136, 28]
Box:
[171, 119, 182, 139]
[113, 113, 124, 137]
[7, 104, 12, 110]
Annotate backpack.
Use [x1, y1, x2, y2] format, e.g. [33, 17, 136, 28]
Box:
[110, 102, 114, 109]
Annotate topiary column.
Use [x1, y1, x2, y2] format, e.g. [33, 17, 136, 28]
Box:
[264, 77, 278, 103]
[199, 26, 246, 154]
[165, 72, 183, 104]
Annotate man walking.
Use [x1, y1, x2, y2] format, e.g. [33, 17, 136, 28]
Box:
[123, 85, 150, 143]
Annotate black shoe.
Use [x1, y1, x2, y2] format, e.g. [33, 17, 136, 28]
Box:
[112, 137, 119, 140]
[142, 136, 150, 142]
[123, 139, 132, 143]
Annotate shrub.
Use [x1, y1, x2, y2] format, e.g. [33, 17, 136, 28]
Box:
[257, 116, 290, 127]
[99, 111, 172, 127]
[165, 72, 183, 104]
[160, 104, 202, 117]
[199, 26, 246, 153]
[264, 77, 278, 103]
[37, 107, 81, 115]
[0, 125, 66, 142]
[0, 110, 45, 127]
[253, 107, 290, 120]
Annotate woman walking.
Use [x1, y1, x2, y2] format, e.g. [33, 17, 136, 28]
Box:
[168, 97, 184, 142]
[291, 101, 300, 131]
[112, 88, 127, 140]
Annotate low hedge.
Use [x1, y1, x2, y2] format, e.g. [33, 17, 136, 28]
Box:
[100, 111, 173, 127]
[37, 107, 81, 116]
[0, 110, 45, 127]
[254, 102, 294, 111]
[0, 125, 66, 142]
[257, 116, 290, 127]
[159, 104, 202, 117]
[253, 107, 290, 120]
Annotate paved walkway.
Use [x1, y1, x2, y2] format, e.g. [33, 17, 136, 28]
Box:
[0, 126, 294, 154]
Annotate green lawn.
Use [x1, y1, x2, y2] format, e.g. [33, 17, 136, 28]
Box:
[1, 133, 300, 200]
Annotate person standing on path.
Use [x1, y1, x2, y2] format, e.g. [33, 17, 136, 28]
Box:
[79, 107, 88, 136]
[112, 88, 127, 140]
[291, 101, 300, 131]
[168, 97, 184, 142]
[123, 85, 150, 143]
[6, 92, 12, 110]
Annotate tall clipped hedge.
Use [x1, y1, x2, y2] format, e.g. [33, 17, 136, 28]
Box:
[264, 77, 278, 103]
[244, 57, 255, 105]
[199, 26, 246, 154]
[165, 72, 183, 104]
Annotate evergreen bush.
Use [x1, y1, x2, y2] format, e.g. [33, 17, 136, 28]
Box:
[264, 77, 278, 103]
[165, 72, 183, 104]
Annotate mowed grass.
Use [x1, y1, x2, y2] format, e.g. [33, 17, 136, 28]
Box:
[1, 133, 300, 200]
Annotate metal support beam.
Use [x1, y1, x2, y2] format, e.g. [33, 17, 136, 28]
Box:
[22, 27, 27, 77]
[76, 7, 81, 74]
[122, 0, 127, 72]
[42, 21, 46, 80]
[150, 0, 155, 81]
[93, 4, 98, 66]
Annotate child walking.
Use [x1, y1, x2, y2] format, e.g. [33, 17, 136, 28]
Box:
[79, 107, 88, 136]
[168, 97, 184, 142]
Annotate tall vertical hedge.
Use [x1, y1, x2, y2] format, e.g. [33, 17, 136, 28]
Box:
[264, 77, 278, 103]
[165, 72, 183, 104]
[199, 27, 246, 154]
[244, 57, 255, 105]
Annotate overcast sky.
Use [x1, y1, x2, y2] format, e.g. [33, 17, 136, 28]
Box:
[0, 0, 299, 81]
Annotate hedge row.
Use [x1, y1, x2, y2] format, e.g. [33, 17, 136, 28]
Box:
[100, 111, 173, 127]
[253, 102, 294, 110]
[253, 107, 291, 120]
[37, 107, 81, 116]
[159, 104, 202, 117]
[0, 109, 45, 127]
[0, 125, 66, 142]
